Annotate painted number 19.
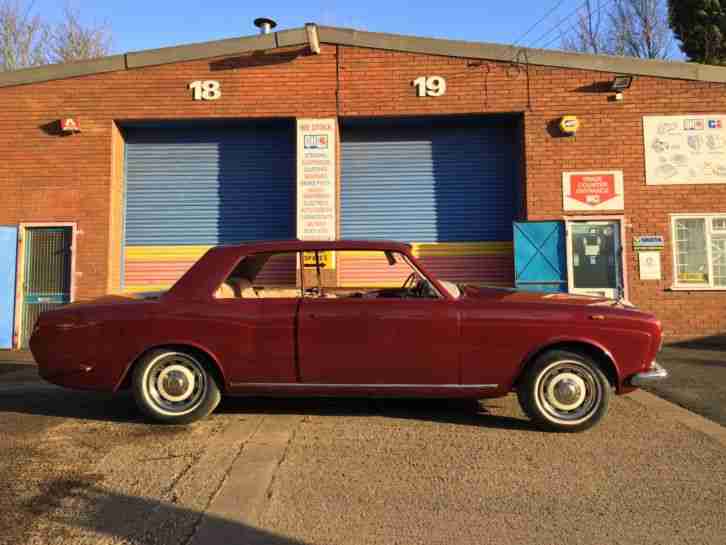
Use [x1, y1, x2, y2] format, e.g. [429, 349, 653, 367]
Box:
[412, 75, 446, 97]
[189, 80, 221, 101]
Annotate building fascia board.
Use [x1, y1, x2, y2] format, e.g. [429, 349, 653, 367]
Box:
[1, 24, 726, 89]
[317, 26, 722, 83]
[0, 54, 126, 87]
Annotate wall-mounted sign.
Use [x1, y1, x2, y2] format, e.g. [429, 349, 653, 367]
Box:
[562, 171, 624, 211]
[412, 76, 447, 97]
[303, 251, 335, 269]
[633, 235, 664, 250]
[188, 80, 221, 101]
[297, 118, 336, 241]
[559, 115, 580, 135]
[644, 114, 726, 185]
[60, 118, 81, 132]
[638, 251, 662, 280]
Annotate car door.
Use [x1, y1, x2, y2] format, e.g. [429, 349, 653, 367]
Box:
[297, 297, 460, 385]
[204, 251, 301, 386]
[202, 297, 300, 384]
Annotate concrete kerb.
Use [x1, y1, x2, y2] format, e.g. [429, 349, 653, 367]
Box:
[626, 389, 726, 448]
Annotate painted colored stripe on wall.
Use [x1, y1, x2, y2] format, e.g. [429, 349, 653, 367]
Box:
[123, 246, 297, 293]
[339, 241, 514, 288]
[125, 245, 212, 262]
[123, 242, 514, 293]
[412, 241, 513, 257]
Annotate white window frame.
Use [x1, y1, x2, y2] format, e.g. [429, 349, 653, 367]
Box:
[670, 213, 726, 290]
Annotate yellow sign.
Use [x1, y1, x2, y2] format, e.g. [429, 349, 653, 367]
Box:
[678, 272, 706, 283]
[559, 115, 580, 135]
[303, 251, 335, 269]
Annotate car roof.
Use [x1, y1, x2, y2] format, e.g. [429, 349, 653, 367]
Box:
[220, 240, 413, 254]
[164, 239, 415, 300]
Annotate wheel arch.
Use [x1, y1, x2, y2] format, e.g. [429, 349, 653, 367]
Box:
[514, 339, 620, 390]
[115, 342, 227, 393]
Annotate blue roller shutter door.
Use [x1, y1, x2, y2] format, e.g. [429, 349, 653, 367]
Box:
[340, 118, 517, 242]
[340, 117, 519, 286]
[124, 122, 295, 247]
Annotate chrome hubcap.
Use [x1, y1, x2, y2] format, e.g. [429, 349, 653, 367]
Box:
[158, 366, 195, 401]
[536, 360, 602, 424]
[145, 353, 207, 416]
[548, 373, 587, 411]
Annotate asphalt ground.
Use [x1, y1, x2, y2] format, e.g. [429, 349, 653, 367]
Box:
[1, 366, 725, 545]
[645, 346, 726, 427]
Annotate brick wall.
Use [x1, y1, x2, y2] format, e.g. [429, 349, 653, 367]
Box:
[1, 43, 725, 339]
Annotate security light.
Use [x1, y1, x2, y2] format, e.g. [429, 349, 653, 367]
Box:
[611, 75, 634, 92]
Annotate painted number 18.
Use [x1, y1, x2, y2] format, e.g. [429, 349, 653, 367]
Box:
[412, 75, 447, 97]
[189, 80, 221, 101]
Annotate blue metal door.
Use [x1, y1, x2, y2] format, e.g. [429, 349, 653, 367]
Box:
[0, 227, 18, 349]
[513, 221, 567, 292]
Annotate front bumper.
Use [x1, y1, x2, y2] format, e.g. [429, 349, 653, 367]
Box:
[627, 361, 669, 387]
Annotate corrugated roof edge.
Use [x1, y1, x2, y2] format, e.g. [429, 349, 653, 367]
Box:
[1, 24, 725, 89]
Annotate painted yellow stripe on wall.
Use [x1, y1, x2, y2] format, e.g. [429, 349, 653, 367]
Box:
[412, 242, 513, 257]
[123, 284, 173, 294]
[125, 245, 212, 262]
[124, 242, 513, 262]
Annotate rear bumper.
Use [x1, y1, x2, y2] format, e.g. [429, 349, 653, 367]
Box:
[627, 361, 668, 387]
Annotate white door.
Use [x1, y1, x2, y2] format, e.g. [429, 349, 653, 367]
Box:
[566, 220, 623, 299]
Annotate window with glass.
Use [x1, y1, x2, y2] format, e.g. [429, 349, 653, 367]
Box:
[672, 214, 726, 288]
[213, 250, 457, 300]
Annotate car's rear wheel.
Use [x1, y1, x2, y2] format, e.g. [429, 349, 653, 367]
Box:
[517, 349, 610, 432]
[132, 349, 221, 424]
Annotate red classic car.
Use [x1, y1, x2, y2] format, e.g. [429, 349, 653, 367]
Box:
[30, 240, 667, 431]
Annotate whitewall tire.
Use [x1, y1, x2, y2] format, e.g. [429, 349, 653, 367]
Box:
[132, 349, 221, 424]
[517, 349, 610, 432]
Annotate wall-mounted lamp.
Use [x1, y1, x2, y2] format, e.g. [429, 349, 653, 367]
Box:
[559, 115, 580, 136]
[611, 75, 634, 101]
[305, 22, 321, 55]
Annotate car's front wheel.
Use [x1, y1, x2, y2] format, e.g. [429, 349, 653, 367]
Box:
[517, 349, 610, 432]
[132, 349, 221, 424]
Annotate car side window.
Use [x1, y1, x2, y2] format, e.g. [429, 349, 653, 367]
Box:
[214, 252, 302, 299]
[302, 250, 440, 300]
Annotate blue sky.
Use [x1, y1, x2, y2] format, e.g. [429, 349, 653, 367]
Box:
[29, 0, 601, 53]
[32, 0, 681, 58]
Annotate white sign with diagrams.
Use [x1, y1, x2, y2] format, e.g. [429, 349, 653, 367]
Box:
[644, 114, 726, 185]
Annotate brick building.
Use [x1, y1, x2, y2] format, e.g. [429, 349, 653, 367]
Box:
[1, 24, 725, 348]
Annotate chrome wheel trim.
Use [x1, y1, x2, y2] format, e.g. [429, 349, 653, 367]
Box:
[534, 360, 603, 425]
[142, 352, 207, 417]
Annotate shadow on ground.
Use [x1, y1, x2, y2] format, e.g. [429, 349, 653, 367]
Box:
[669, 334, 726, 351]
[217, 396, 540, 432]
[23, 478, 308, 545]
[0, 382, 539, 431]
[0, 387, 144, 424]
[646, 346, 726, 427]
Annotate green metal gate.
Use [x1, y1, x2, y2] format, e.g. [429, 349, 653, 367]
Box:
[21, 227, 72, 347]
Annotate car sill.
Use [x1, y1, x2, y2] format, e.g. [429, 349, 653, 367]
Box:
[229, 383, 499, 389]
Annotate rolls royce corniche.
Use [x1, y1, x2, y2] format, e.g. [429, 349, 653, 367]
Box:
[30, 240, 667, 431]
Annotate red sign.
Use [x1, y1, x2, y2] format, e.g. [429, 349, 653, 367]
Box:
[60, 118, 81, 132]
[569, 173, 618, 206]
